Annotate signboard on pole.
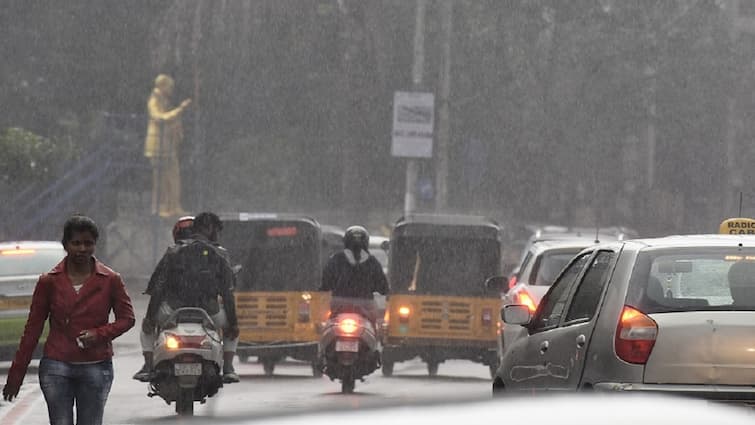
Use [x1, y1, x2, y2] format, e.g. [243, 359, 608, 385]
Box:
[392, 91, 434, 158]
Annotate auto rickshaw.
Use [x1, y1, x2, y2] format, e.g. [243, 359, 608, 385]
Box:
[382, 214, 502, 378]
[219, 213, 330, 377]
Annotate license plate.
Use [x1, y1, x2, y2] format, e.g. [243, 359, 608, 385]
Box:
[174, 363, 202, 376]
[335, 340, 359, 352]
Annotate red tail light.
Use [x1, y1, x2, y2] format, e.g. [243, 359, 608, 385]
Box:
[164, 333, 209, 349]
[516, 290, 538, 313]
[508, 275, 518, 289]
[615, 305, 658, 364]
[339, 318, 359, 334]
[481, 308, 493, 327]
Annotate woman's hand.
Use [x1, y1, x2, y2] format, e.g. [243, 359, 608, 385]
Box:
[3, 382, 20, 402]
[78, 329, 98, 348]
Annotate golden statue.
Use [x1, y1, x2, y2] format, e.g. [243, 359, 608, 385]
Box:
[144, 74, 191, 217]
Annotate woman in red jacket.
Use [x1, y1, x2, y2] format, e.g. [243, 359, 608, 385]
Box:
[2, 215, 135, 425]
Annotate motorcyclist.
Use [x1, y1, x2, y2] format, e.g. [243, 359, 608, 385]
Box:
[133, 212, 241, 383]
[320, 225, 389, 324]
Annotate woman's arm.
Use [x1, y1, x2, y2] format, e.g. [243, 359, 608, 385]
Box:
[5, 276, 51, 392]
[92, 274, 135, 342]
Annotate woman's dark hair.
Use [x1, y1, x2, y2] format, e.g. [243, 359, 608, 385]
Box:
[61, 215, 99, 245]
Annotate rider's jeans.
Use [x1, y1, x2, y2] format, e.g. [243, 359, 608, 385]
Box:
[38, 358, 113, 425]
[140, 302, 238, 352]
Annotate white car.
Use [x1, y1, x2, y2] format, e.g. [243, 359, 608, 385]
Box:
[498, 239, 602, 360]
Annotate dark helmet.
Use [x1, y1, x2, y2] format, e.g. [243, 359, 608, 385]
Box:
[343, 225, 369, 252]
[172, 216, 194, 242]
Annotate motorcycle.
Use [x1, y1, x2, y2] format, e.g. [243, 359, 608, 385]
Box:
[319, 301, 381, 393]
[147, 307, 224, 416]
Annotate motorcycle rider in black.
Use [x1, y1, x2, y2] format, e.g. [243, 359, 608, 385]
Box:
[133, 212, 241, 383]
[320, 226, 389, 324]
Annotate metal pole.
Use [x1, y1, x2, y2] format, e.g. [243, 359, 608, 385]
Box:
[405, 0, 426, 217]
[435, 0, 452, 211]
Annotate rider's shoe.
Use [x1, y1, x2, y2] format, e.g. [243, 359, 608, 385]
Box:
[132, 363, 153, 382]
[132, 352, 154, 382]
[222, 365, 240, 383]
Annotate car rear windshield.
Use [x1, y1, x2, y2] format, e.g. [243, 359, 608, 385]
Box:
[0, 248, 64, 277]
[529, 248, 584, 286]
[626, 247, 755, 313]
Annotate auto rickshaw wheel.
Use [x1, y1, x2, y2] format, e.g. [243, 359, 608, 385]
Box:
[261, 358, 275, 376]
[381, 361, 394, 377]
[427, 361, 439, 377]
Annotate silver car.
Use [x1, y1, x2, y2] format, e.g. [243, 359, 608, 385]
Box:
[494, 235, 755, 402]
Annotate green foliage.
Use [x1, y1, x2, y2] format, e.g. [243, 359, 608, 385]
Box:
[0, 316, 48, 346]
[0, 128, 64, 185]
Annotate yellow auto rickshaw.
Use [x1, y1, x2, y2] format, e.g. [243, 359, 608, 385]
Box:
[220, 213, 330, 376]
[382, 214, 502, 378]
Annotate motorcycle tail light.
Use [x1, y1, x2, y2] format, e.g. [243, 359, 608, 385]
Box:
[339, 318, 359, 334]
[165, 334, 180, 350]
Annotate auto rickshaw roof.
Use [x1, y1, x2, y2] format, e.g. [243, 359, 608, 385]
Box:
[393, 214, 500, 239]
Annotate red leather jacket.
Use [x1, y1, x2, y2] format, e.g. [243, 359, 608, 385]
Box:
[7, 258, 135, 387]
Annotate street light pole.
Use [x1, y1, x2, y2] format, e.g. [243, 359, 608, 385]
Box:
[405, 0, 426, 217]
[435, 0, 452, 211]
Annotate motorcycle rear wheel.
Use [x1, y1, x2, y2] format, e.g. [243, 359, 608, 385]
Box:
[175, 388, 194, 416]
[341, 371, 355, 394]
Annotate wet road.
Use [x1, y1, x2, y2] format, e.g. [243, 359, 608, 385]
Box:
[0, 289, 494, 424]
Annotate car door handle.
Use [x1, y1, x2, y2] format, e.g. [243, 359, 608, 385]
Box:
[539, 341, 549, 354]
[576, 334, 586, 349]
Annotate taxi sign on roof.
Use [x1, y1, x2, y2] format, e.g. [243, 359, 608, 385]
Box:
[719, 218, 755, 235]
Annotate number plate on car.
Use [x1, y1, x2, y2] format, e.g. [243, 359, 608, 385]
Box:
[335, 340, 359, 352]
[174, 363, 202, 376]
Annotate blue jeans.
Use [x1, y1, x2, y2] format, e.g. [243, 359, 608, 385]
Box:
[38, 358, 114, 425]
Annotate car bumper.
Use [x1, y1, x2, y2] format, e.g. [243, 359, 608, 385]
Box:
[594, 382, 755, 402]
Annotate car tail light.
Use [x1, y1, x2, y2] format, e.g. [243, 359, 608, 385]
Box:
[339, 318, 359, 334]
[508, 275, 518, 289]
[515, 290, 538, 313]
[615, 305, 658, 364]
[1, 248, 36, 255]
[398, 306, 411, 323]
[298, 300, 311, 323]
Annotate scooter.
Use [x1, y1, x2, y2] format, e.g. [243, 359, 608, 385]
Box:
[147, 307, 224, 416]
[319, 305, 381, 393]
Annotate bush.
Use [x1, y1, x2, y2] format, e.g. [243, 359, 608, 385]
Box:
[0, 127, 63, 186]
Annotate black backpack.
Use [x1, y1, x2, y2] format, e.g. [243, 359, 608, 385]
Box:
[166, 239, 227, 308]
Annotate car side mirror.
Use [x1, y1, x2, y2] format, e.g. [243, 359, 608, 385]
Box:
[485, 276, 507, 293]
[503, 304, 531, 326]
